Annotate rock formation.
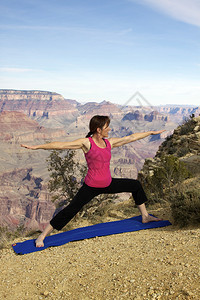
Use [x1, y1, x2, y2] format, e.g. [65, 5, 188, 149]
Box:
[156, 105, 200, 123]
[0, 168, 55, 231]
[0, 89, 78, 119]
[123, 110, 169, 122]
[0, 111, 66, 143]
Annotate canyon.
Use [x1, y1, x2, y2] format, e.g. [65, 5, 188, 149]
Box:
[0, 89, 199, 231]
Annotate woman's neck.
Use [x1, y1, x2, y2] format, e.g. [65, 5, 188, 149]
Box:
[92, 134, 105, 145]
[92, 134, 104, 143]
[92, 134, 106, 148]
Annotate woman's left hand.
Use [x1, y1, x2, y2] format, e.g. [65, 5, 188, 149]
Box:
[151, 130, 166, 135]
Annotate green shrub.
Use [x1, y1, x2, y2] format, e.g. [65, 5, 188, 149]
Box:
[179, 116, 196, 136]
[171, 188, 200, 227]
[168, 146, 178, 155]
[140, 155, 192, 205]
[177, 146, 189, 157]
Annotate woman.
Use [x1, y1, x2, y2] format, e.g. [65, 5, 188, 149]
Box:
[21, 115, 165, 247]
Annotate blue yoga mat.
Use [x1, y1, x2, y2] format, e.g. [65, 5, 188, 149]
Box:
[12, 215, 171, 255]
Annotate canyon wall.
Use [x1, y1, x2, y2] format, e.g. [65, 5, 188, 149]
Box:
[0, 90, 78, 119]
[0, 168, 55, 231]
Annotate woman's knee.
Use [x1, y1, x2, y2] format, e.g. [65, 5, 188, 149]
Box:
[132, 179, 142, 189]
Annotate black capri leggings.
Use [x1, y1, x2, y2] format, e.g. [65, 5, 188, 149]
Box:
[50, 178, 148, 230]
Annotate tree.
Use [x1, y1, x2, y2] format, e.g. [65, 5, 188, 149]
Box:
[47, 150, 87, 207]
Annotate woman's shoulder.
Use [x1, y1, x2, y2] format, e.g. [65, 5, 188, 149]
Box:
[107, 138, 113, 148]
[81, 137, 91, 153]
[104, 138, 111, 148]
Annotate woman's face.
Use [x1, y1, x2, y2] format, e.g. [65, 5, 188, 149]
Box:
[100, 123, 111, 137]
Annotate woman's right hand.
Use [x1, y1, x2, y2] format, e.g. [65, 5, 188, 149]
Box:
[21, 144, 38, 150]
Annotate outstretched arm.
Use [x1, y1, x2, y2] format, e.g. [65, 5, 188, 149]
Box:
[21, 138, 88, 151]
[109, 130, 165, 148]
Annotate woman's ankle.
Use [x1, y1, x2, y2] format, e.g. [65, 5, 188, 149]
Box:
[40, 224, 53, 239]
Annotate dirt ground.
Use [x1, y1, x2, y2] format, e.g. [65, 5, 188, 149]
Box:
[0, 209, 199, 300]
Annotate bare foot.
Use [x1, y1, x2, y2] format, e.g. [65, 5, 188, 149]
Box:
[35, 234, 45, 247]
[142, 214, 162, 224]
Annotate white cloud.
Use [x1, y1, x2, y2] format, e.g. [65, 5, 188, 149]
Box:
[130, 0, 200, 27]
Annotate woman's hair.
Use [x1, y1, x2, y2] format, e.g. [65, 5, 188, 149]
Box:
[86, 115, 110, 138]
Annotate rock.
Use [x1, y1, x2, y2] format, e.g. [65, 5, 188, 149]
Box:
[184, 263, 190, 267]
[194, 125, 200, 132]
[194, 116, 200, 122]
[195, 131, 200, 138]
[108, 210, 125, 219]
[181, 289, 194, 296]
[42, 291, 49, 296]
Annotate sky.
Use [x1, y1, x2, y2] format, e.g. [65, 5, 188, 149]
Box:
[0, 0, 200, 106]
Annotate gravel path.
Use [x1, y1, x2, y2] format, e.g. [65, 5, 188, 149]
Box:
[0, 221, 199, 300]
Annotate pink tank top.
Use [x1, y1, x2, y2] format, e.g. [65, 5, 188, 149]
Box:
[84, 137, 112, 188]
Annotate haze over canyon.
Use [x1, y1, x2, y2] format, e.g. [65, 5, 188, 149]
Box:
[0, 89, 199, 231]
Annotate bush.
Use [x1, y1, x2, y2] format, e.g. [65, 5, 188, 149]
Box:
[171, 188, 200, 227]
[139, 155, 192, 204]
[179, 116, 196, 136]
[168, 146, 178, 155]
[177, 146, 189, 157]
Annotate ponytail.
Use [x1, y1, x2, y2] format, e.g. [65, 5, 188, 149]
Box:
[86, 131, 92, 138]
